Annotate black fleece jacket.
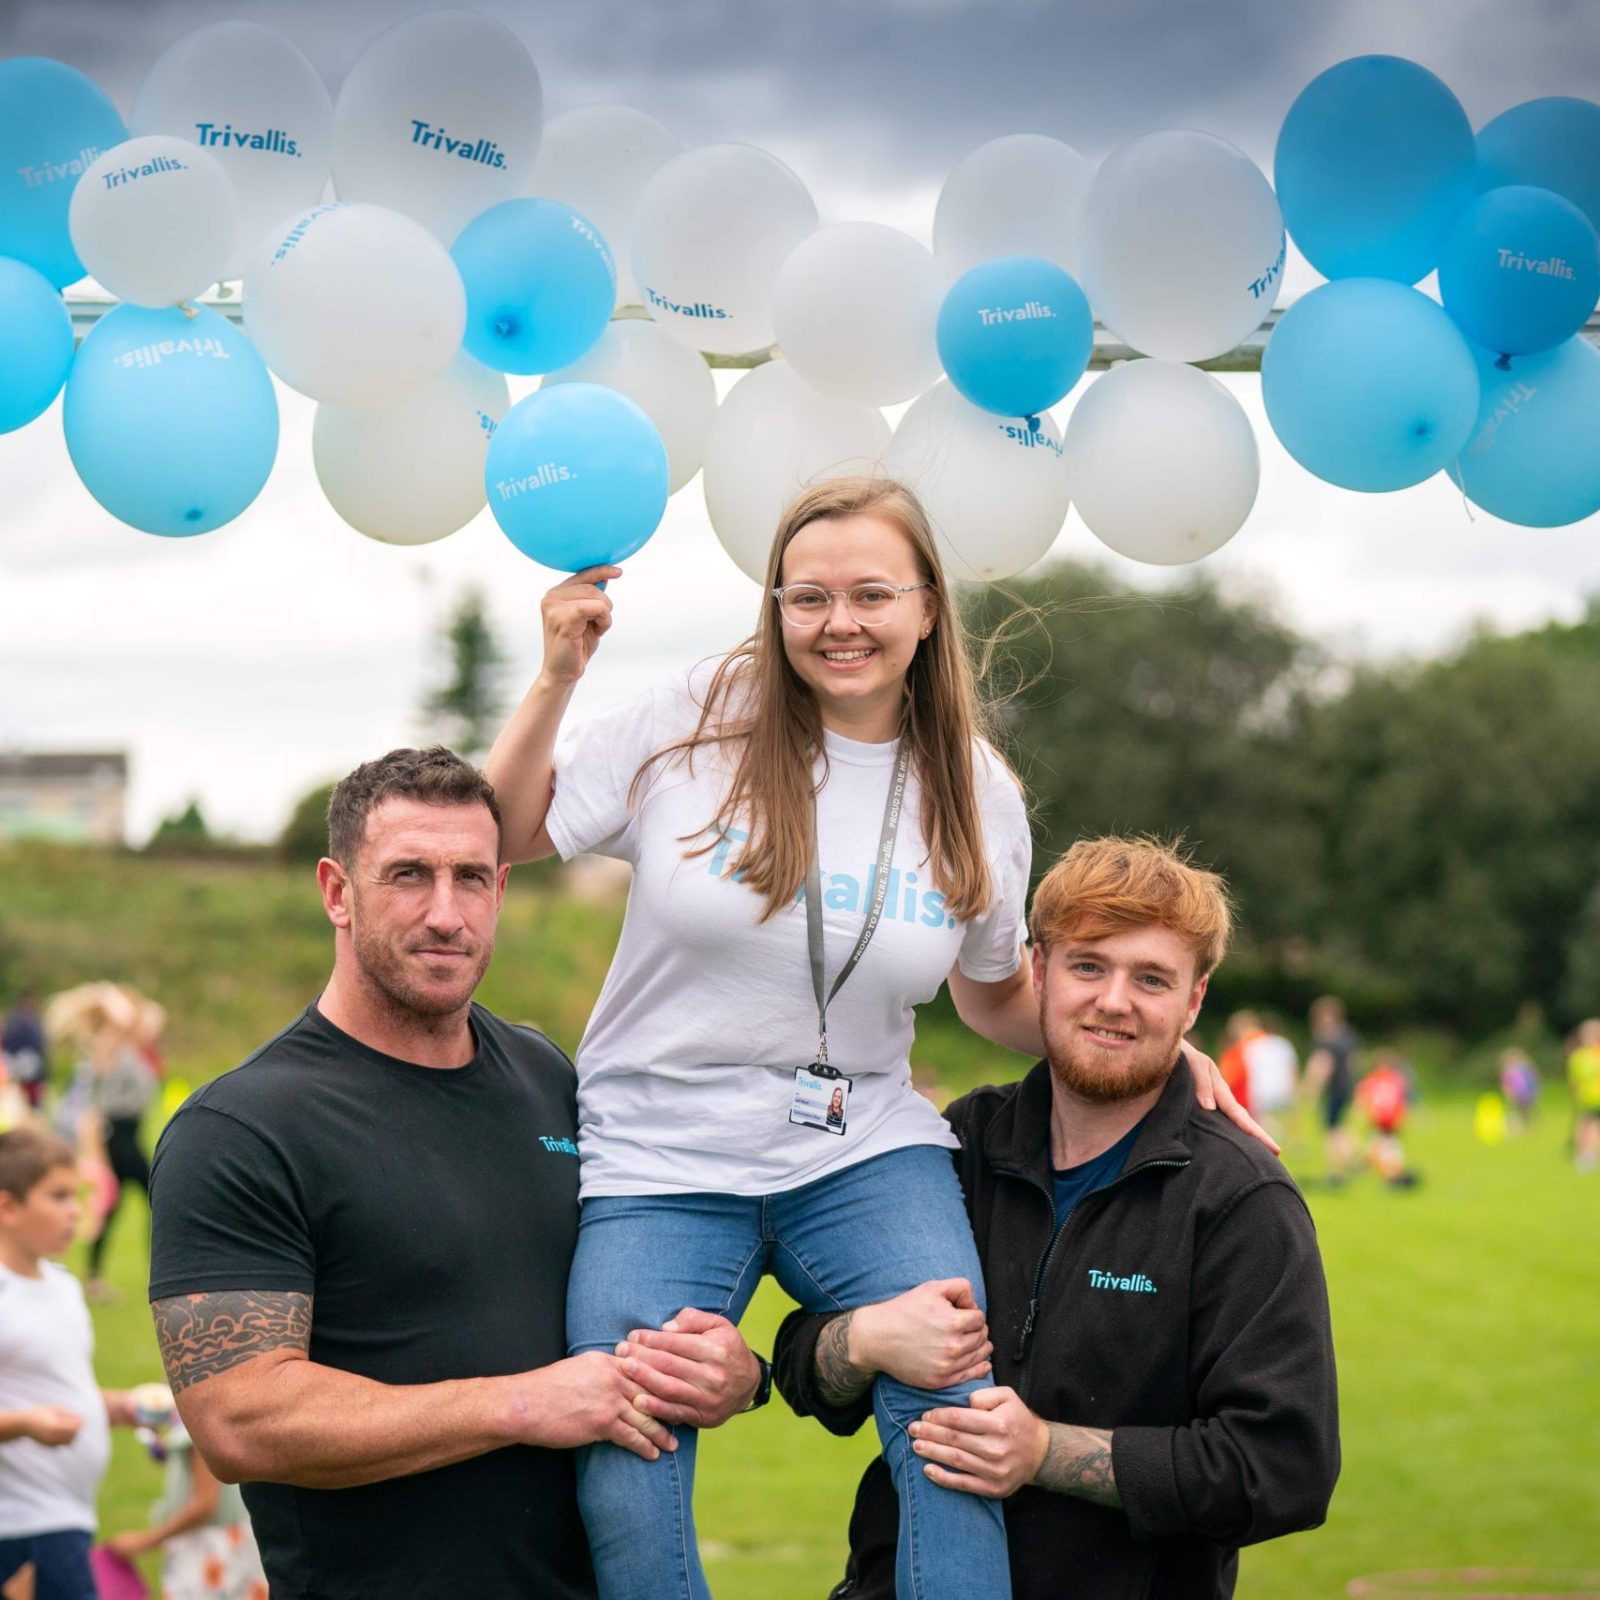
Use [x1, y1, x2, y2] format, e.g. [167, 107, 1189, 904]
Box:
[773, 1058, 1340, 1599]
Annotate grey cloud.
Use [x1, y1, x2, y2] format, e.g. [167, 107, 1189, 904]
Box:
[7, 0, 1595, 210]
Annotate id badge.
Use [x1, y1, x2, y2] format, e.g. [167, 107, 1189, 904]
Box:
[790, 1063, 852, 1135]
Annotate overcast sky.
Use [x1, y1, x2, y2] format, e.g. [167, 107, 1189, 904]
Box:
[3, 1, 1598, 842]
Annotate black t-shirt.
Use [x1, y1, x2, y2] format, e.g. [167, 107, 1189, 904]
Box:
[148, 1004, 594, 1600]
[1315, 1022, 1361, 1100]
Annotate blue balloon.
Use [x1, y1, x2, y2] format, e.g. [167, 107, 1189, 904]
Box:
[1275, 56, 1476, 284]
[1439, 186, 1600, 356]
[1456, 337, 1600, 527]
[1261, 278, 1479, 492]
[452, 199, 616, 376]
[0, 58, 127, 287]
[485, 383, 668, 569]
[936, 257, 1093, 417]
[0, 258, 74, 433]
[63, 305, 280, 536]
[1477, 97, 1600, 238]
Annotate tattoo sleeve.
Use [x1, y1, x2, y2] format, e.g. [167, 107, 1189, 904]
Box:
[814, 1310, 874, 1408]
[152, 1291, 313, 1396]
[1034, 1423, 1120, 1508]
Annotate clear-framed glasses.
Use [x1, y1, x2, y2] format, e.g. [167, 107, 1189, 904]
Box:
[772, 581, 932, 627]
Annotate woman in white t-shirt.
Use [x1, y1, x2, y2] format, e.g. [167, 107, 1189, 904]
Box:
[487, 476, 1241, 1600]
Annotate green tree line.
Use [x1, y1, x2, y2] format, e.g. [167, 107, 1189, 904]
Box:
[967, 565, 1600, 1035]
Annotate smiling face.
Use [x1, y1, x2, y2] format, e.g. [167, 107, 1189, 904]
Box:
[777, 512, 937, 740]
[1033, 924, 1208, 1105]
[330, 797, 508, 1021]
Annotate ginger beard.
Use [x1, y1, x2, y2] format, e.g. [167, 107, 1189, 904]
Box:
[1043, 1002, 1181, 1103]
[347, 877, 494, 1020]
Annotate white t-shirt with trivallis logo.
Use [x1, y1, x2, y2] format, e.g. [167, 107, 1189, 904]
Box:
[0, 1260, 110, 1538]
[547, 671, 1032, 1198]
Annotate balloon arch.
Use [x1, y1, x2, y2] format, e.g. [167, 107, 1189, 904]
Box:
[2, 17, 1599, 577]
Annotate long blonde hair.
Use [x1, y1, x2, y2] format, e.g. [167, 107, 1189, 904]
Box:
[635, 475, 1002, 922]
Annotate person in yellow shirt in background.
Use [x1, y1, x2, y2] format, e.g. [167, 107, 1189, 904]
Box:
[1566, 1019, 1600, 1172]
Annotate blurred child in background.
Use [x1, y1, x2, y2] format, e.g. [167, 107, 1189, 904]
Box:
[44, 986, 161, 1302]
[1305, 995, 1361, 1182]
[1, 995, 50, 1116]
[1357, 1051, 1419, 1188]
[1244, 1012, 1300, 1145]
[1567, 1020, 1600, 1172]
[0, 1127, 140, 1600]
[1497, 1046, 1540, 1134]
[104, 1409, 266, 1600]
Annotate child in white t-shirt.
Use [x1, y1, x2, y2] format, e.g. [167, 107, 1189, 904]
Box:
[0, 1127, 138, 1600]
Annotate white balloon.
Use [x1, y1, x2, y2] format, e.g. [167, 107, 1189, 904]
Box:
[1079, 129, 1284, 363]
[1063, 361, 1258, 565]
[934, 135, 1094, 282]
[333, 10, 541, 245]
[69, 136, 238, 306]
[314, 351, 509, 544]
[631, 143, 818, 355]
[543, 320, 715, 494]
[772, 222, 944, 406]
[884, 379, 1070, 581]
[524, 105, 682, 308]
[245, 202, 466, 406]
[702, 361, 889, 581]
[131, 21, 333, 282]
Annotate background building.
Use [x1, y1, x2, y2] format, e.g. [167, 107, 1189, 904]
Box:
[0, 751, 128, 844]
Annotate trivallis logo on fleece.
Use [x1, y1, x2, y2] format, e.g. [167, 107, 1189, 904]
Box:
[194, 123, 301, 158]
[16, 147, 103, 188]
[409, 120, 507, 169]
[1087, 1269, 1157, 1293]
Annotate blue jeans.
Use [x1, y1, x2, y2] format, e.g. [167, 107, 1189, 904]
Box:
[567, 1144, 1012, 1600]
[0, 1530, 95, 1600]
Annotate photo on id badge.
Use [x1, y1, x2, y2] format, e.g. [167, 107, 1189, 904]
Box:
[791, 1063, 851, 1135]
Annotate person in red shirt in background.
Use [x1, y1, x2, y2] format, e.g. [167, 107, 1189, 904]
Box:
[1216, 1012, 1263, 1116]
[1356, 1052, 1419, 1188]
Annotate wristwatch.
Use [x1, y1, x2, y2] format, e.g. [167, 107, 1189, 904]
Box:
[741, 1354, 773, 1413]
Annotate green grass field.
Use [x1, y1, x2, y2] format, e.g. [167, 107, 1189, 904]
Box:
[8, 846, 1598, 1596]
[78, 1090, 1600, 1598]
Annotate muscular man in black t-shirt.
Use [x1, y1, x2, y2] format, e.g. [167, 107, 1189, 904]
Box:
[148, 748, 763, 1599]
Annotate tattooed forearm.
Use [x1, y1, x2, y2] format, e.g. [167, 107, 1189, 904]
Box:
[152, 1291, 312, 1395]
[1034, 1423, 1120, 1508]
[815, 1310, 874, 1407]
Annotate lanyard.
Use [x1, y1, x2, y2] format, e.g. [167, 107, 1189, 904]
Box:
[804, 741, 911, 1066]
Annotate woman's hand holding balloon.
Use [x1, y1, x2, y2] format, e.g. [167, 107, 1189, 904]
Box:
[537, 565, 620, 688]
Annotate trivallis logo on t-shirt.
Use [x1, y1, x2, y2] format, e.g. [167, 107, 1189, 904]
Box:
[708, 828, 957, 929]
